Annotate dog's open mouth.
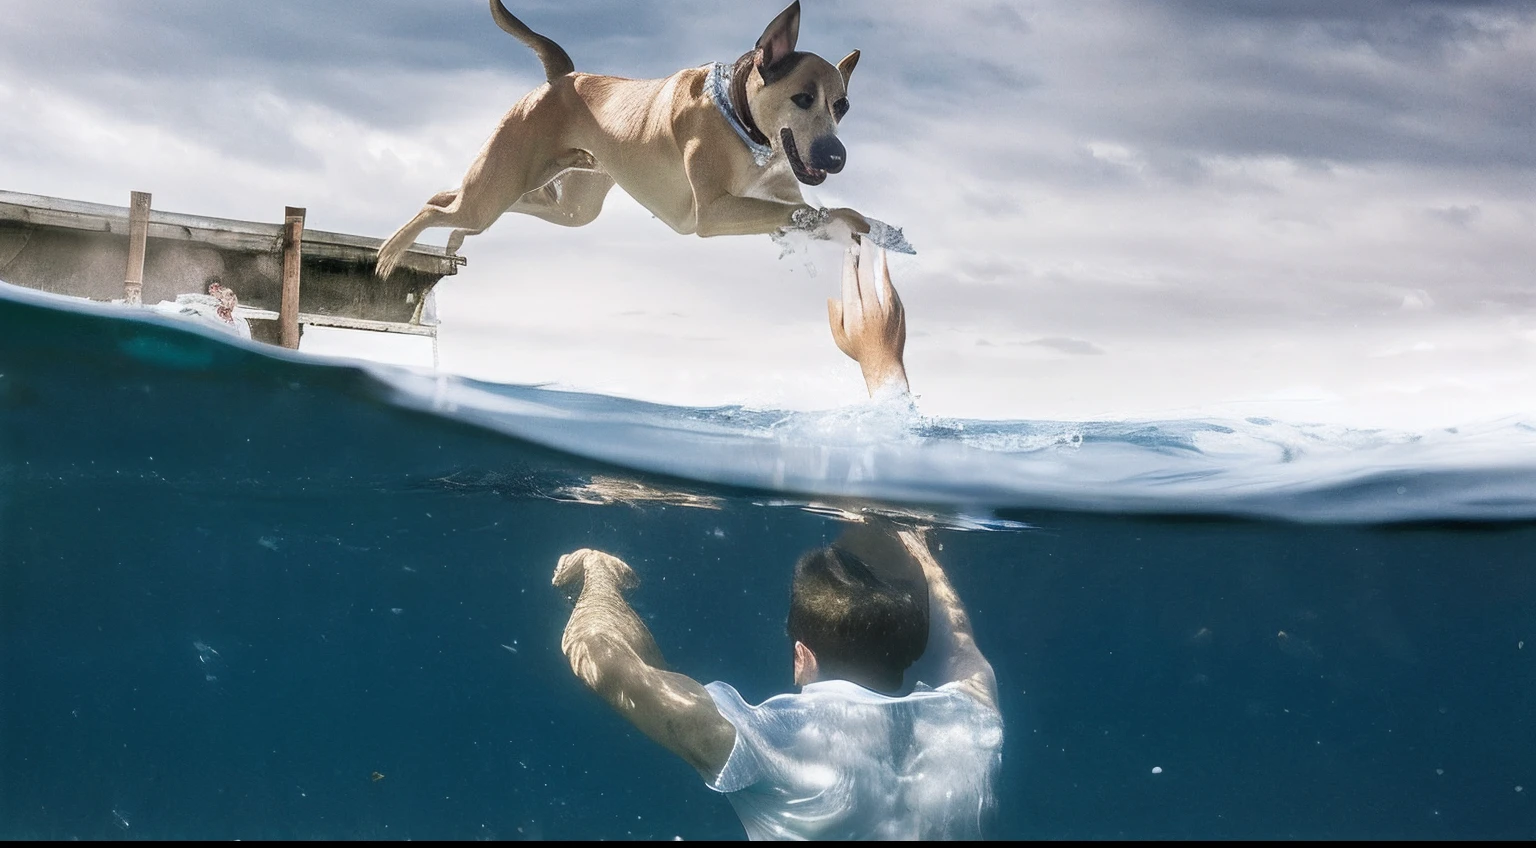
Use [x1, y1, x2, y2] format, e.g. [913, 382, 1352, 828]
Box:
[780, 128, 827, 186]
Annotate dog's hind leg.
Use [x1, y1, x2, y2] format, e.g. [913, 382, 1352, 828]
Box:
[376, 186, 516, 278]
[376, 92, 592, 277]
[377, 190, 461, 278]
[509, 168, 616, 228]
[436, 156, 607, 257]
[445, 225, 486, 257]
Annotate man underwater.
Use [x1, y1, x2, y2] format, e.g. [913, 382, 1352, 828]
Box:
[552, 242, 1003, 840]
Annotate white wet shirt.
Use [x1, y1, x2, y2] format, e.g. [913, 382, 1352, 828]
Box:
[704, 679, 1004, 841]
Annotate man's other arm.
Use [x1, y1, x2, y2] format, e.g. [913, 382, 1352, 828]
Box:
[553, 549, 736, 779]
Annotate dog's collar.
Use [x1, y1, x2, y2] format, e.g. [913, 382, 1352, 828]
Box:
[707, 62, 773, 167]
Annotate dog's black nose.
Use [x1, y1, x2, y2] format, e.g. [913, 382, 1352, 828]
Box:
[808, 136, 846, 174]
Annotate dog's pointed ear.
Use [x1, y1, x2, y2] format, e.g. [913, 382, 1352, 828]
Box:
[757, 1, 802, 69]
[837, 50, 860, 87]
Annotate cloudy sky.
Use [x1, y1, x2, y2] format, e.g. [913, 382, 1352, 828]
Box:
[2, 0, 1533, 426]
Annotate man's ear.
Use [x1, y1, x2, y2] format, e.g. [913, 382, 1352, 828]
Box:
[757, 1, 802, 70]
[837, 50, 860, 87]
[793, 640, 819, 687]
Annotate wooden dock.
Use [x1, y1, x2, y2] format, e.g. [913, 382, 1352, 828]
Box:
[0, 190, 464, 353]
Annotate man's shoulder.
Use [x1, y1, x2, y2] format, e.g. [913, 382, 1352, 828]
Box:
[709, 679, 1000, 723]
[705, 681, 817, 724]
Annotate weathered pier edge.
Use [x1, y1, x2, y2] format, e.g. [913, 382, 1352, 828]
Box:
[0, 189, 464, 354]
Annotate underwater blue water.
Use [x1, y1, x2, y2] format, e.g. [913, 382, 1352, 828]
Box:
[1, 282, 1534, 839]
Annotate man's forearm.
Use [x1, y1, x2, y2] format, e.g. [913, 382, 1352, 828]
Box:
[561, 567, 667, 699]
[554, 550, 736, 777]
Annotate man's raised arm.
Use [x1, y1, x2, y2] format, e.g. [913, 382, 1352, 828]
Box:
[899, 530, 999, 711]
[826, 245, 999, 709]
[553, 549, 736, 779]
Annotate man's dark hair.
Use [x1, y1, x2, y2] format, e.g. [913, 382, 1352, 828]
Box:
[787, 545, 929, 693]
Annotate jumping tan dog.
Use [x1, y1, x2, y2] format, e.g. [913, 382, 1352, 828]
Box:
[375, 0, 870, 279]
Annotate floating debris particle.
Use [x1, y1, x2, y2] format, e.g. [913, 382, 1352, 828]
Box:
[390, 608, 403, 615]
[257, 536, 279, 551]
[193, 641, 224, 682]
[1151, 766, 1163, 775]
[1275, 630, 1319, 660]
[371, 771, 385, 782]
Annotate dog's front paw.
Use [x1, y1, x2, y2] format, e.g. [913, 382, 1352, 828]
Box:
[782, 207, 869, 246]
[823, 208, 871, 245]
[827, 207, 871, 236]
[786, 206, 831, 234]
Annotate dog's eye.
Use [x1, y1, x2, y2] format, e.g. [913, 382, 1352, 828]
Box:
[833, 98, 849, 119]
[791, 93, 815, 109]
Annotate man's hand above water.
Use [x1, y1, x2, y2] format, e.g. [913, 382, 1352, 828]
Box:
[828, 240, 910, 398]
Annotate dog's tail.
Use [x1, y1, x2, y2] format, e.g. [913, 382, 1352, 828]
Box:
[490, 0, 575, 83]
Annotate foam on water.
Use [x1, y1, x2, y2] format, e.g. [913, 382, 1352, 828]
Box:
[369, 367, 1536, 523]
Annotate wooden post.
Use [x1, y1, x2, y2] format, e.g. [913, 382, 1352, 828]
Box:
[123, 191, 151, 305]
[280, 206, 305, 349]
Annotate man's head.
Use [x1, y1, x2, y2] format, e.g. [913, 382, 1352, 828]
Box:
[787, 545, 928, 693]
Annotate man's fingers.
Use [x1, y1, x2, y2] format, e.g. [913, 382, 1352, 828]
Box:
[553, 551, 580, 587]
[827, 298, 854, 357]
[876, 247, 899, 313]
[857, 241, 883, 317]
[556, 547, 605, 582]
[840, 245, 863, 324]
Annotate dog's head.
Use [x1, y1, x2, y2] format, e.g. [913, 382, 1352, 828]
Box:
[745, 1, 859, 187]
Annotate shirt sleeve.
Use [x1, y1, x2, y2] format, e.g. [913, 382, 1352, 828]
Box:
[703, 681, 767, 794]
[933, 680, 1006, 750]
